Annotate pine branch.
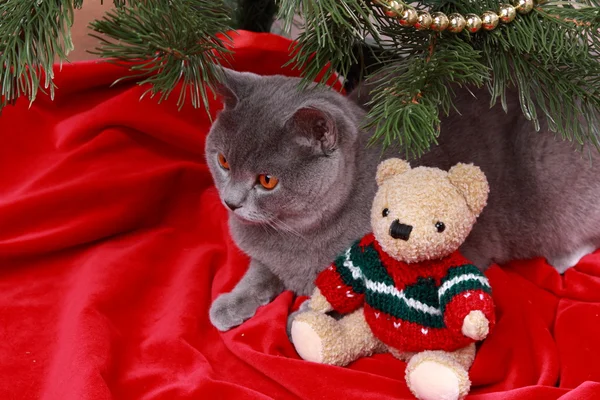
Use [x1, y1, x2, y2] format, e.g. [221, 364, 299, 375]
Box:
[277, 0, 383, 88]
[278, 0, 600, 156]
[0, 0, 235, 115]
[2, 0, 600, 156]
[365, 35, 489, 158]
[477, 2, 600, 146]
[90, 0, 233, 113]
[0, 0, 83, 111]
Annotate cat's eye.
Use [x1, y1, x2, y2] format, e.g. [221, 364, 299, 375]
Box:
[258, 174, 279, 190]
[217, 153, 230, 170]
[435, 222, 446, 233]
[382, 208, 389, 217]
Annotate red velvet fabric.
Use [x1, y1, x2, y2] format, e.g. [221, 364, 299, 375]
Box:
[1, 30, 600, 400]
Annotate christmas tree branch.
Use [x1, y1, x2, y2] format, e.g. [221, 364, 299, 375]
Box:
[479, 1, 600, 146]
[279, 0, 600, 156]
[90, 0, 233, 112]
[277, 0, 383, 88]
[365, 36, 489, 158]
[2, 0, 599, 155]
[0, 0, 235, 114]
[0, 0, 83, 110]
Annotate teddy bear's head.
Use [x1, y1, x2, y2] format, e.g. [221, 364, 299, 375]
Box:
[371, 158, 489, 264]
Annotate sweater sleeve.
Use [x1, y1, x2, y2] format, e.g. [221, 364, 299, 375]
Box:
[438, 264, 495, 335]
[315, 240, 366, 314]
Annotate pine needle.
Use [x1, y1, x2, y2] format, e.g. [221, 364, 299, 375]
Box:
[1, 0, 600, 155]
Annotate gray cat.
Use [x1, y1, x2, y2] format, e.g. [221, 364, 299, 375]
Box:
[205, 68, 600, 332]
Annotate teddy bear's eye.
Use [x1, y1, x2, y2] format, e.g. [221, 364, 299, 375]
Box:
[382, 208, 389, 217]
[435, 222, 446, 233]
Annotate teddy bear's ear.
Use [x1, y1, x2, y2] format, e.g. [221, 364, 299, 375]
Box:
[376, 158, 411, 186]
[447, 163, 490, 217]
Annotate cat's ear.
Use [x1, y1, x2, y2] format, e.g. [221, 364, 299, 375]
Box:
[213, 81, 238, 109]
[213, 68, 258, 109]
[288, 107, 337, 154]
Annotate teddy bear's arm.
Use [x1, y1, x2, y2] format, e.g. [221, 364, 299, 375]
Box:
[309, 288, 333, 313]
[313, 241, 369, 314]
[438, 264, 496, 339]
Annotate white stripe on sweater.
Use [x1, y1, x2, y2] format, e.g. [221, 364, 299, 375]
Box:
[342, 248, 363, 280]
[339, 247, 442, 316]
[438, 274, 490, 298]
[364, 279, 442, 316]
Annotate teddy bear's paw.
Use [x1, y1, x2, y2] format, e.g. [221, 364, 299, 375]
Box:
[462, 310, 489, 341]
[291, 319, 325, 363]
[406, 352, 471, 400]
[291, 311, 351, 366]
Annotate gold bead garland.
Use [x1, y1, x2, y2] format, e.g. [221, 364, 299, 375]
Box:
[465, 13, 483, 33]
[373, 0, 535, 33]
[481, 11, 500, 30]
[431, 12, 449, 31]
[400, 7, 418, 26]
[415, 11, 432, 30]
[515, 0, 534, 14]
[447, 13, 467, 33]
[498, 4, 517, 23]
[384, 0, 404, 17]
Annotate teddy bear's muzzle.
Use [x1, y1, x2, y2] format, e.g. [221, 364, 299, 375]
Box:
[390, 220, 413, 241]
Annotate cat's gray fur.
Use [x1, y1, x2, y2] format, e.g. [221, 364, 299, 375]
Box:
[205, 69, 600, 331]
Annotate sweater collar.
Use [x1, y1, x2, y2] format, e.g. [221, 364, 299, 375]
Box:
[360, 233, 468, 288]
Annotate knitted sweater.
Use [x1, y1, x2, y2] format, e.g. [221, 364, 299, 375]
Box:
[315, 233, 495, 352]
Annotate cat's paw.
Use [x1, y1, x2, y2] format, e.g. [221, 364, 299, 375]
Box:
[209, 292, 259, 331]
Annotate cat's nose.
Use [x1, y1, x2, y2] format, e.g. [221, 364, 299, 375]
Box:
[390, 220, 412, 241]
[225, 201, 241, 211]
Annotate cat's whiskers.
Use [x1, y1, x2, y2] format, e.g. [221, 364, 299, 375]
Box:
[264, 219, 290, 238]
[271, 217, 307, 241]
[258, 220, 271, 236]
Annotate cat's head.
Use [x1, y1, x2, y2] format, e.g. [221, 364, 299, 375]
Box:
[205, 68, 363, 232]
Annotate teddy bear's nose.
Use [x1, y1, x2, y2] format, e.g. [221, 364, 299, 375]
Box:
[390, 220, 412, 241]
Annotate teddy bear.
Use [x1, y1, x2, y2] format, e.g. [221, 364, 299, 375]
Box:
[290, 158, 496, 400]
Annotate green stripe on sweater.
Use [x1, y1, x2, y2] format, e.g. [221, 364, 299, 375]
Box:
[357, 244, 444, 328]
[365, 289, 445, 328]
[333, 240, 370, 293]
[355, 243, 395, 286]
[403, 277, 439, 308]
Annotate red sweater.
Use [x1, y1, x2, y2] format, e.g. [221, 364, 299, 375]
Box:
[315, 234, 496, 352]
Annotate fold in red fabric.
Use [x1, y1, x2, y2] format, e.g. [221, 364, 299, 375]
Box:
[1, 30, 599, 400]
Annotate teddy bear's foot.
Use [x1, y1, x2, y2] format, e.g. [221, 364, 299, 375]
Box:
[291, 317, 326, 363]
[291, 308, 383, 366]
[406, 351, 471, 400]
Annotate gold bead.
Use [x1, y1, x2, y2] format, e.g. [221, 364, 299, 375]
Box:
[399, 7, 418, 26]
[465, 13, 482, 33]
[514, 0, 534, 14]
[498, 4, 517, 23]
[481, 11, 499, 30]
[430, 12, 449, 31]
[447, 13, 467, 33]
[414, 11, 432, 30]
[383, 0, 404, 17]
